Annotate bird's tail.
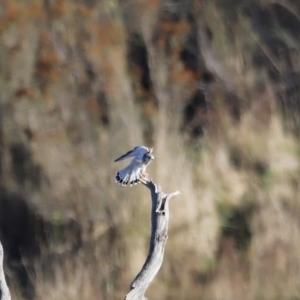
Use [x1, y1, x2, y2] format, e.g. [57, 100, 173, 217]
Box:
[115, 165, 141, 186]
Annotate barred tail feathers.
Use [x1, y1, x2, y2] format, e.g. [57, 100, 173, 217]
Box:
[115, 165, 141, 186]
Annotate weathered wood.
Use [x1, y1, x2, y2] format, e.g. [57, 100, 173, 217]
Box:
[0, 242, 11, 300]
[124, 180, 180, 300]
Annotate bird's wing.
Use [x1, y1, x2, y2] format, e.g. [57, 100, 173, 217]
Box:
[133, 146, 150, 160]
[114, 146, 149, 162]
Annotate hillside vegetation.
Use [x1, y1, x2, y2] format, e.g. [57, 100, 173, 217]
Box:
[1, 0, 300, 299]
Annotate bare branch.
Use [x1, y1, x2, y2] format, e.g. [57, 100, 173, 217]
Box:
[0, 242, 11, 300]
[124, 179, 180, 300]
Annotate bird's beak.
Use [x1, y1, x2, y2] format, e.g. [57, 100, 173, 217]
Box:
[151, 155, 154, 161]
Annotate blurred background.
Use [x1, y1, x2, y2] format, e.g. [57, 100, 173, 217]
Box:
[1, 0, 300, 299]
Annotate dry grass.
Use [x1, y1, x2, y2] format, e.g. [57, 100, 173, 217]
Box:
[1, 0, 300, 299]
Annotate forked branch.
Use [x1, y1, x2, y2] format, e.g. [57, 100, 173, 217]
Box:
[124, 179, 180, 300]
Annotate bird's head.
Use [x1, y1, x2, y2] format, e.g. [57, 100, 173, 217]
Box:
[144, 151, 154, 163]
[147, 147, 154, 161]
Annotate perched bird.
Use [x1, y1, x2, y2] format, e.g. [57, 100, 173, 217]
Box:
[114, 146, 154, 186]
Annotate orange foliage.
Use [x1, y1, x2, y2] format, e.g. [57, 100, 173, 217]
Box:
[92, 19, 126, 47]
[49, 0, 65, 17]
[4, 1, 20, 21]
[15, 87, 36, 99]
[24, 1, 44, 20]
[170, 68, 200, 84]
[158, 14, 191, 35]
[36, 52, 60, 80]
[77, 5, 93, 18]
[0, 0, 45, 29]
[35, 32, 61, 81]
[0, 1, 20, 29]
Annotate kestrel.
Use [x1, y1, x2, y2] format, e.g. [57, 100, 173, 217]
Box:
[114, 146, 154, 186]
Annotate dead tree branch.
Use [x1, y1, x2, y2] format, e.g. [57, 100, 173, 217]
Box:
[124, 179, 180, 300]
[0, 242, 11, 300]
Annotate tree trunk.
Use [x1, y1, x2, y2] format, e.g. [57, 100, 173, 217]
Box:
[124, 180, 180, 300]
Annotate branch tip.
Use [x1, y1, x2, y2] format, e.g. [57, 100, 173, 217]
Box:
[170, 191, 180, 198]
